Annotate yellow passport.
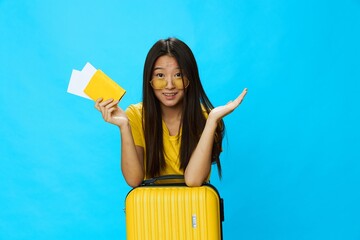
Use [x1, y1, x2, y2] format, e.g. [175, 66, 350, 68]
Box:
[84, 69, 126, 101]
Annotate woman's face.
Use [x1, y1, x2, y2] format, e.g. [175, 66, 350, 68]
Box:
[151, 55, 187, 110]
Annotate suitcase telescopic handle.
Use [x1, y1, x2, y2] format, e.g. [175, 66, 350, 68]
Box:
[141, 174, 185, 186]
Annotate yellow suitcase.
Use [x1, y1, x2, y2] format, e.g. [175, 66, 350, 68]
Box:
[125, 175, 224, 240]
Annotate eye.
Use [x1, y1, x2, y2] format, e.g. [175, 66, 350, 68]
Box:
[155, 73, 165, 78]
[174, 72, 183, 78]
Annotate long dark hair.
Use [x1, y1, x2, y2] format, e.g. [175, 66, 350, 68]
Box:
[142, 38, 224, 178]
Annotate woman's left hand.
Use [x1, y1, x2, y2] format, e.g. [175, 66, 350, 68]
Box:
[208, 88, 248, 123]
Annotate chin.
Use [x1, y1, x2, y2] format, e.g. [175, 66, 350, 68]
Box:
[160, 99, 183, 108]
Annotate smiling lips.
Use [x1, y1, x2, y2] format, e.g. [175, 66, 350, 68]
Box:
[163, 92, 177, 99]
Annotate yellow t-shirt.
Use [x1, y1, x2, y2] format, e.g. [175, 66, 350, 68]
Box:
[125, 103, 184, 179]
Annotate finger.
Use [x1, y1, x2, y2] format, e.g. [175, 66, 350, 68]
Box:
[225, 88, 248, 111]
[105, 99, 119, 109]
[99, 98, 114, 108]
[105, 106, 122, 122]
[100, 107, 107, 119]
[104, 105, 116, 120]
[105, 107, 117, 121]
[234, 88, 248, 104]
[239, 88, 248, 98]
[94, 98, 103, 110]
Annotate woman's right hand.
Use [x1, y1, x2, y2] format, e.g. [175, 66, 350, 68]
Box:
[95, 98, 128, 128]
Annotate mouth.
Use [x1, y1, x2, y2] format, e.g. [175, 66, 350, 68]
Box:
[163, 92, 177, 97]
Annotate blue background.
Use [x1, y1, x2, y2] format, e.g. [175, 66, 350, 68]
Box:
[1, 0, 360, 239]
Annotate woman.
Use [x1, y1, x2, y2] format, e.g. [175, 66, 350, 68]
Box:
[95, 38, 247, 187]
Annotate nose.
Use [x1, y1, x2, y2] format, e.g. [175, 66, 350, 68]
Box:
[165, 77, 175, 89]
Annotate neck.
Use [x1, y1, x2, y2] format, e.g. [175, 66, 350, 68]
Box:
[161, 104, 183, 136]
[161, 104, 182, 122]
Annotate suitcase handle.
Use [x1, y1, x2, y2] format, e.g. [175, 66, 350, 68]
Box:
[141, 175, 185, 185]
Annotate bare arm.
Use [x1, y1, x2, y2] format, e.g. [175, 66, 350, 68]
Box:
[184, 88, 248, 186]
[119, 123, 144, 187]
[95, 98, 144, 187]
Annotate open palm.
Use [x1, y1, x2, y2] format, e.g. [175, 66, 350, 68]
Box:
[209, 88, 248, 122]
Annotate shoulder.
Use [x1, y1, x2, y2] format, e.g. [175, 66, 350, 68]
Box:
[126, 102, 143, 119]
[126, 102, 143, 113]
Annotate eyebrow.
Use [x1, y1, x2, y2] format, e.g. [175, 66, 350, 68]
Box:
[153, 67, 181, 71]
[153, 67, 163, 71]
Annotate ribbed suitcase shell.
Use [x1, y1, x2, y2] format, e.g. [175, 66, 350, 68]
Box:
[125, 184, 223, 240]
